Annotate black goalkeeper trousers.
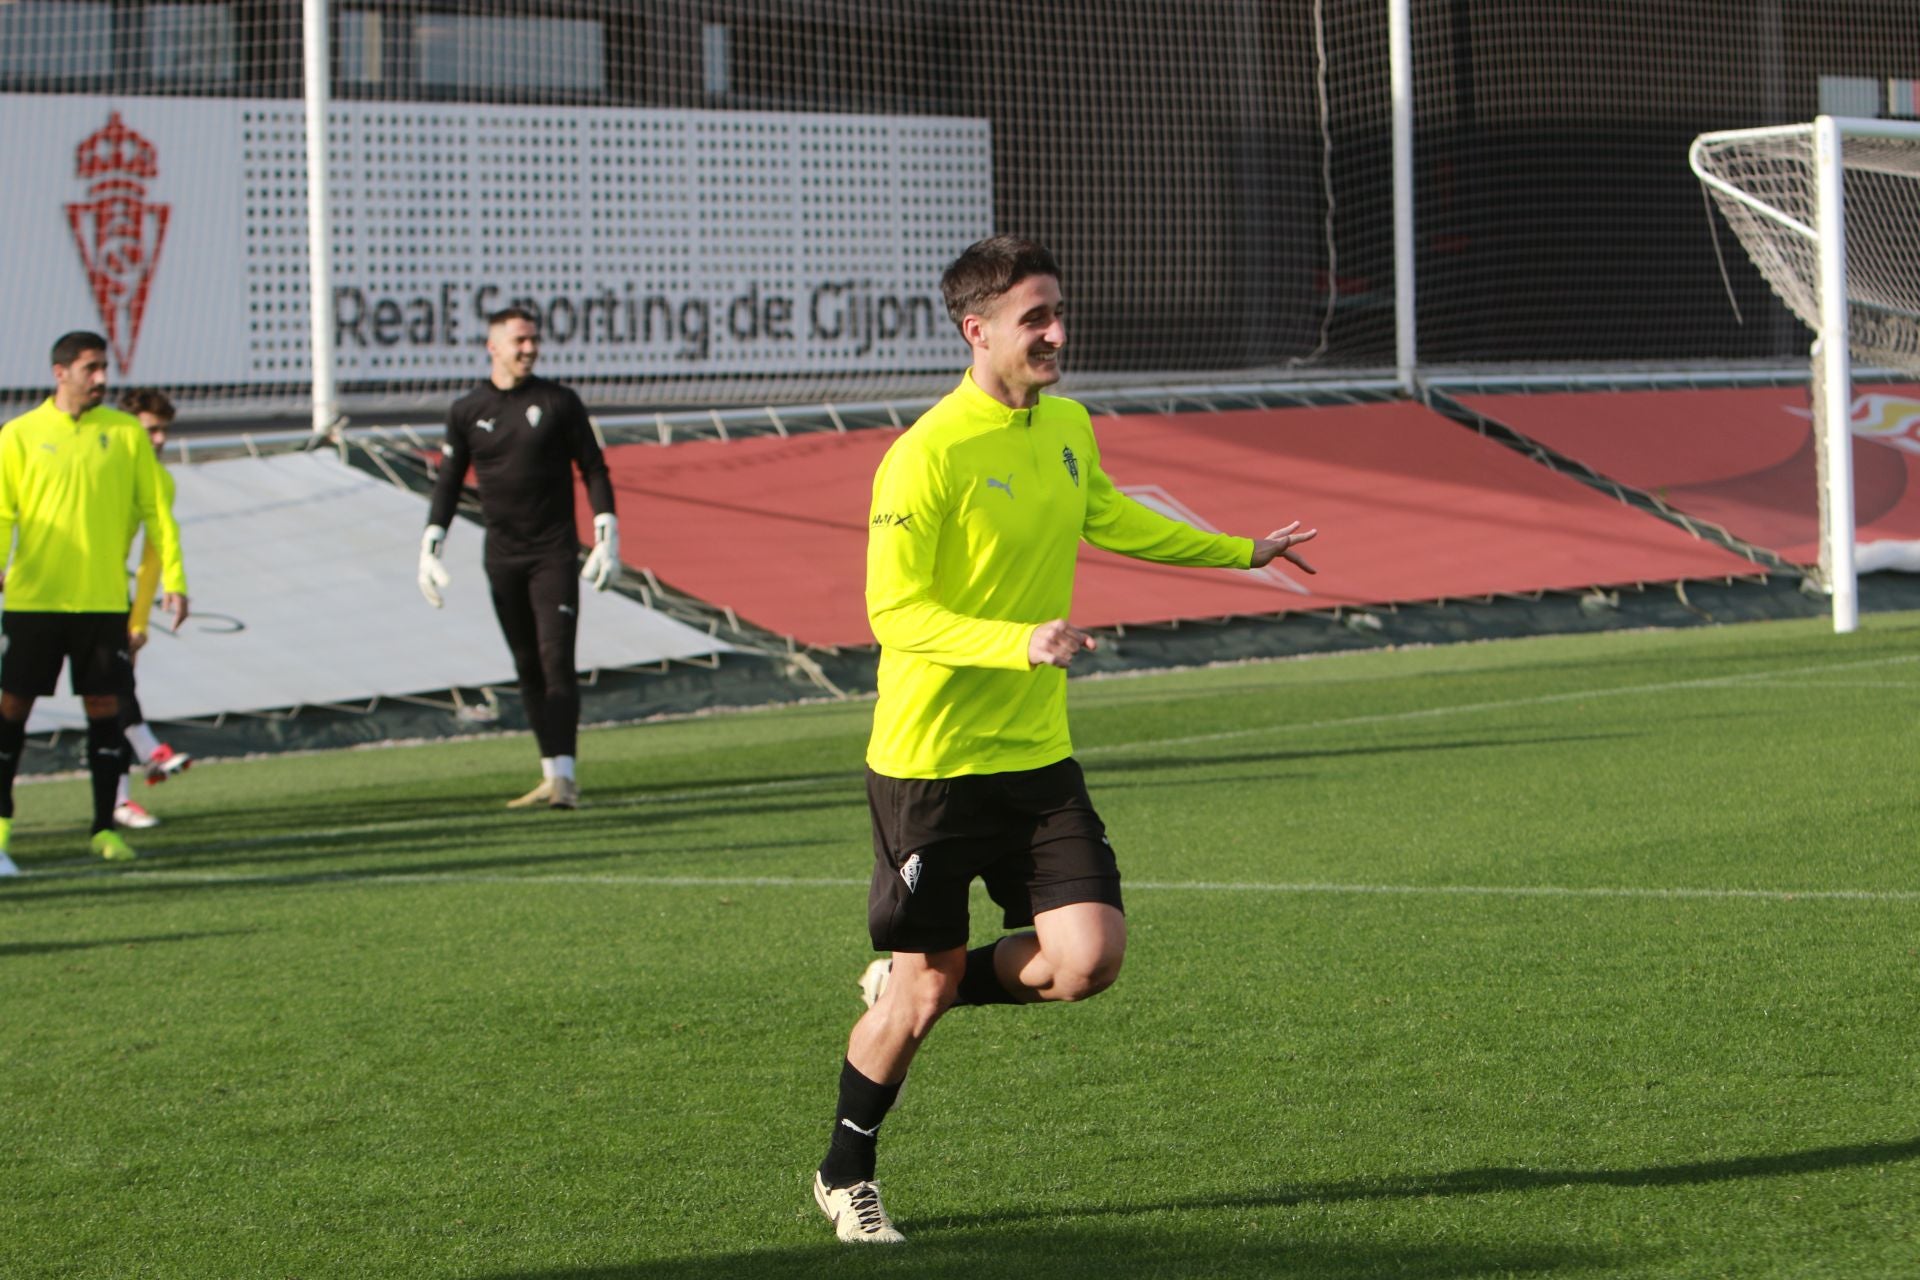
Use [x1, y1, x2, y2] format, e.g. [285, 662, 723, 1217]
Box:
[486, 553, 581, 760]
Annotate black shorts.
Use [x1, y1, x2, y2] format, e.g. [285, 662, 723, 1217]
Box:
[866, 757, 1124, 954]
[1, 611, 133, 699]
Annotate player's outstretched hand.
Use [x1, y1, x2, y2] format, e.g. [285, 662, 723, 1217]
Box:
[418, 525, 451, 608]
[1250, 521, 1318, 574]
[581, 513, 621, 591]
[1029, 619, 1097, 670]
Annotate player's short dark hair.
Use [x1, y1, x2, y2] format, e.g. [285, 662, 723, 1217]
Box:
[941, 235, 1062, 332]
[488, 306, 539, 331]
[51, 330, 108, 368]
[119, 387, 176, 422]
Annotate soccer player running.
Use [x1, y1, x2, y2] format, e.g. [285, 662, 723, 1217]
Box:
[418, 306, 620, 810]
[0, 332, 187, 874]
[109, 388, 194, 831]
[812, 235, 1320, 1244]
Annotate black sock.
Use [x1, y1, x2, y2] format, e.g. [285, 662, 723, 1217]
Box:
[86, 717, 130, 835]
[0, 717, 24, 819]
[953, 941, 1020, 1007]
[818, 1058, 902, 1188]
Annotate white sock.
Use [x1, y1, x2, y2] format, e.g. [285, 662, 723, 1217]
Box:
[540, 757, 557, 780]
[552, 755, 576, 782]
[125, 723, 160, 763]
[116, 775, 131, 807]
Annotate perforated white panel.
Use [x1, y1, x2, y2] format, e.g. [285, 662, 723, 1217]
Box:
[0, 95, 990, 397]
[307, 104, 991, 382]
[240, 106, 313, 381]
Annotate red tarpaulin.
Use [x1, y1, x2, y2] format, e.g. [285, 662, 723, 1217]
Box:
[1455, 385, 1920, 563]
[594, 402, 1757, 648]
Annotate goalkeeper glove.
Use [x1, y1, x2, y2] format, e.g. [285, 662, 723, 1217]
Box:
[581, 513, 620, 591]
[418, 524, 451, 608]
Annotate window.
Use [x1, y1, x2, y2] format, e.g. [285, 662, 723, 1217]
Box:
[146, 4, 236, 82]
[0, 2, 114, 81]
[414, 14, 604, 93]
[340, 10, 386, 85]
[702, 23, 730, 97]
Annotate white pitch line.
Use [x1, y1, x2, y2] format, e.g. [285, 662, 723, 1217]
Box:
[15, 773, 855, 868]
[1125, 879, 1920, 903]
[47, 867, 1920, 904]
[12, 651, 1917, 871]
[1080, 652, 1920, 758]
[1734, 679, 1920, 690]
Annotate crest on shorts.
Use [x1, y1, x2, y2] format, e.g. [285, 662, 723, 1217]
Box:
[899, 852, 922, 894]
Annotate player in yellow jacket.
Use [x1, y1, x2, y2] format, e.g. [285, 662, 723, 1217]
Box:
[0, 333, 187, 872]
[107, 389, 194, 831]
[811, 237, 1319, 1243]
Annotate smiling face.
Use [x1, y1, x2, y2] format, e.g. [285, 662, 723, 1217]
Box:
[53, 347, 109, 416]
[486, 315, 540, 388]
[964, 273, 1066, 409]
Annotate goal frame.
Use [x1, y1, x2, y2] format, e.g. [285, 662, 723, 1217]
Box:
[1690, 115, 1920, 633]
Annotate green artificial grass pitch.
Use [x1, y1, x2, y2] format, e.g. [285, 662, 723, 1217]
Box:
[3, 613, 1916, 1278]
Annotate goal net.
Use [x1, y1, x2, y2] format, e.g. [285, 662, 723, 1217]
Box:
[1691, 119, 1920, 630]
[4, 3, 1919, 428]
[1692, 124, 1920, 371]
[0, 1, 1371, 424]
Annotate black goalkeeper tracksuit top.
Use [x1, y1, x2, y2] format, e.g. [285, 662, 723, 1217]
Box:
[427, 376, 616, 564]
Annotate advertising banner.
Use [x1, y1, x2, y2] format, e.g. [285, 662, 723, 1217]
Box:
[0, 95, 992, 395]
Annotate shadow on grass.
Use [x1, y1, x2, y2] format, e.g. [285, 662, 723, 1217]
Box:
[0, 828, 839, 907]
[1, 774, 863, 893]
[470, 1232, 1619, 1280]
[470, 1136, 1916, 1279]
[0, 927, 257, 957]
[1341, 1134, 1920, 1198]
[8, 770, 855, 849]
[939, 1135, 1920, 1230]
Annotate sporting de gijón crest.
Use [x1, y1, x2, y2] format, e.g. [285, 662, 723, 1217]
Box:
[66, 112, 170, 375]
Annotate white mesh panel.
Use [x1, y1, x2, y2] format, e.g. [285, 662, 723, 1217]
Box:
[7, 3, 1920, 422]
[1694, 126, 1920, 373]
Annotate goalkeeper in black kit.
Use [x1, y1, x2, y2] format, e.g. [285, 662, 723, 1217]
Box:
[419, 306, 621, 810]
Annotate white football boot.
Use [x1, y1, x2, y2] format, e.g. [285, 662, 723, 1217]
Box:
[813, 1171, 906, 1245]
[858, 957, 891, 1008]
[505, 779, 554, 809]
[114, 800, 162, 829]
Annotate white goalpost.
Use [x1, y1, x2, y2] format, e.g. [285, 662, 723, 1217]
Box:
[301, 0, 337, 439]
[1690, 116, 1920, 634]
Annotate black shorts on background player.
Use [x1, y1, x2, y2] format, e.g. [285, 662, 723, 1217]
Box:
[0, 611, 134, 698]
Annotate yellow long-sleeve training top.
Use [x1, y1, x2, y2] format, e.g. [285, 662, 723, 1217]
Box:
[866, 372, 1253, 779]
[129, 463, 178, 634]
[0, 398, 186, 613]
